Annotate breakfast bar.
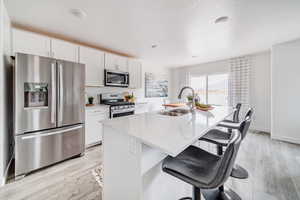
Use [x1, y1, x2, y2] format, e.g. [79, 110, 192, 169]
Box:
[101, 106, 233, 200]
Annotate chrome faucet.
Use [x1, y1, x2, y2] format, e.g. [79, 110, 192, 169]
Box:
[178, 86, 195, 110]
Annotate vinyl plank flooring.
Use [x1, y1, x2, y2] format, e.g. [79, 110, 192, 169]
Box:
[0, 146, 102, 200]
[226, 132, 300, 200]
[0, 132, 300, 200]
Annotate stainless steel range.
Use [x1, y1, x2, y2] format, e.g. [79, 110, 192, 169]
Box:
[14, 53, 85, 178]
[99, 93, 135, 118]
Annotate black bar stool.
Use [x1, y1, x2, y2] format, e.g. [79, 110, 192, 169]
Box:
[162, 130, 242, 200]
[216, 108, 253, 179]
[218, 108, 253, 131]
[216, 103, 242, 135]
[198, 113, 252, 199]
[224, 103, 242, 123]
[209, 108, 253, 179]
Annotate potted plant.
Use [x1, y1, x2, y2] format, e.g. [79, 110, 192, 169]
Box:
[186, 95, 194, 102]
[124, 93, 135, 103]
[88, 96, 94, 105]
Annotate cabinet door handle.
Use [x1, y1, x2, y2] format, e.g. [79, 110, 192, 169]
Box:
[22, 125, 83, 140]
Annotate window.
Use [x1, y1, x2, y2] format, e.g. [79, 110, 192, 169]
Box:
[190, 73, 229, 106]
[190, 76, 206, 103]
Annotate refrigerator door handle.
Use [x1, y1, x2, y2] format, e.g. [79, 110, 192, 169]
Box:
[51, 63, 56, 124]
[58, 63, 64, 125]
[21, 124, 83, 140]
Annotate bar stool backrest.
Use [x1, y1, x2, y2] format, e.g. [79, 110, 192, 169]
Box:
[238, 117, 252, 140]
[232, 103, 242, 123]
[244, 108, 254, 121]
[210, 131, 242, 188]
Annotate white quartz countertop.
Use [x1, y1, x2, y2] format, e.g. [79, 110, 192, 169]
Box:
[102, 106, 234, 157]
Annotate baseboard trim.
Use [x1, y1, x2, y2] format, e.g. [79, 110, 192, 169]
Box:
[271, 135, 300, 145]
[250, 125, 271, 133]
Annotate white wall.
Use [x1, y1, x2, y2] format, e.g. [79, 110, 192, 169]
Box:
[85, 61, 170, 111]
[250, 52, 271, 132]
[0, 0, 12, 185]
[170, 51, 271, 132]
[271, 39, 300, 144]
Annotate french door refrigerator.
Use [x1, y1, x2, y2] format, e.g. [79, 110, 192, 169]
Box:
[14, 53, 85, 177]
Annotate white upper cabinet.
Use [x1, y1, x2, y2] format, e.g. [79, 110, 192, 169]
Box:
[51, 38, 79, 62]
[79, 46, 105, 86]
[128, 59, 142, 89]
[13, 29, 51, 57]
[105, 53, 128, 72]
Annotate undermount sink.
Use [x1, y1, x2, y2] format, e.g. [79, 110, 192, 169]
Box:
[159, 109, 191, 116]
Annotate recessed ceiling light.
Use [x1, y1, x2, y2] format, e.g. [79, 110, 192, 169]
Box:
[215, 16, 229, 24]
[151, 44, 158, 48]
[70, 9, 87, 19]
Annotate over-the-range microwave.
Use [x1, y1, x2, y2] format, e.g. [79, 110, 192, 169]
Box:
[104, 69, 129, 87]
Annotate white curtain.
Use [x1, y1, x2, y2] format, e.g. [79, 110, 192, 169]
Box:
[228, 56, 251, 117]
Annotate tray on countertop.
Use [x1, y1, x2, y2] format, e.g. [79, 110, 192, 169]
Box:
[196, 106, 214, 111]
[162, 103, 186, 107]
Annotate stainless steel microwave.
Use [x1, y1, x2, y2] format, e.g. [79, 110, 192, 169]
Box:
[104, 69, 129, 87]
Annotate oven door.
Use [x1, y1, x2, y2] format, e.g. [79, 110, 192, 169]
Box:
[105, 70, 129, 87]
[111, 108, 135, 118]
[111, 111, 134, 118]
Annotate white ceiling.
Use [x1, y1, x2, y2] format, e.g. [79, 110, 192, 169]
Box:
[5, 0, 300, 68]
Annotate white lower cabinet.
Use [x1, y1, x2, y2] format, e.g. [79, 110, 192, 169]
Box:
[135, 103, 149, 114]
[85, 108, 109, 147]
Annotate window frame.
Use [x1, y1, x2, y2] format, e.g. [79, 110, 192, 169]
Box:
[190, 73, 229, 106]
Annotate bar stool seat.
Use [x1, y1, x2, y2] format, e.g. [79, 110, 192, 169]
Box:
[200, 129, 231, 147]
[201, 128, 249, 179]
[222, 119, 235, 123]
[217, 121, 241, 130]
[162, 131, 242, 200]
[163, 146, 221, 189]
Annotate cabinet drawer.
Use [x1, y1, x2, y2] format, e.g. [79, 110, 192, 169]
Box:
[15, 124, 85, 176]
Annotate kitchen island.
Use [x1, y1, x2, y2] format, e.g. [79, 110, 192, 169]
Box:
[101, 106, 233, 200]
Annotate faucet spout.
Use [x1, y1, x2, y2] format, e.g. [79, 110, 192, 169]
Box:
[178, 86, 196, 110]
[178, 86, 195, 99]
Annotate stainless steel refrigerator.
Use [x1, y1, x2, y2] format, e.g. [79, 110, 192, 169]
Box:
[14, 53, 85, 178]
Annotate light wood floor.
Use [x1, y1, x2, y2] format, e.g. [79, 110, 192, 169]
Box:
[0, 132, 300, 200]
[0, 147, 102, 200]
[227, 132, 300, 200]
